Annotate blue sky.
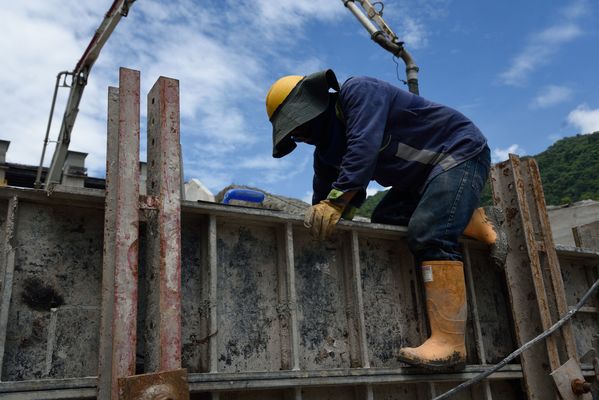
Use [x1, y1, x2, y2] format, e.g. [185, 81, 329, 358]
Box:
[1, 0, 598, 202]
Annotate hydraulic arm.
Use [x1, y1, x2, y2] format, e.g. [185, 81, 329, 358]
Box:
[341, 0, 420, 95]
[36, 0, 137, 189]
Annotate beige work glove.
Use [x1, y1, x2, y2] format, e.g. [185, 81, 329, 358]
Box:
[303, 200, 345, 240]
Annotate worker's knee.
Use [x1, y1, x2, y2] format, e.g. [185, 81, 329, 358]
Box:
[406, 212, 431, 252]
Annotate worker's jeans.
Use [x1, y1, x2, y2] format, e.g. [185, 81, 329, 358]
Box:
[371, 146, 491, 262]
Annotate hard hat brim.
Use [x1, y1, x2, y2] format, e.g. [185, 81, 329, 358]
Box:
[270, 69, 340, 158]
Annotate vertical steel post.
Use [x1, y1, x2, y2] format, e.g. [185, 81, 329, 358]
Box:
[207, 215, 220, 400]
[463, 244, 493, 399]
[277, 223, 301, 372]
[343, 231, 373, 399]
[97, 86, 119, 400]
[0, 196, 18, 379]
[110, 67, 140, 399]
[525, 160, 577, 360]
[278, 223, 302, 400]
[208, 215, 219, 374]
[490, 154, 561, 399]
[144, 76, 182, 372]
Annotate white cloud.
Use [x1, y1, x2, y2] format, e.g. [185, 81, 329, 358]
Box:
[0, 0, 337, 184]
[492, 144, 525, 163]
[399, 17, 429, 49]
[238, 156, 283, 170]
[499, 1, 588, 86]
[531, 85, 573, 109]
[567, 105, 599, 134]
[0, 1, 107, 166]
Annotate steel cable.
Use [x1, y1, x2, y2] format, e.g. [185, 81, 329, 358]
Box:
[433, 277, 599, 400]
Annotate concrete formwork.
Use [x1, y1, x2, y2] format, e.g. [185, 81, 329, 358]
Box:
[0, 68, 597, 399]
[0, 186, 596, 399]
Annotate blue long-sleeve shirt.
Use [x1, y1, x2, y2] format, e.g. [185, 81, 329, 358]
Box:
[312, 76, 487, 206]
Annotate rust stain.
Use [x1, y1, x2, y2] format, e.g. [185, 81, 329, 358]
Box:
[505, 207, 519, 224]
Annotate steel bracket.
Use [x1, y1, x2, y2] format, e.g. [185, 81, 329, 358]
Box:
[550, 358, 592, 400]
[118, 368, 189, 400]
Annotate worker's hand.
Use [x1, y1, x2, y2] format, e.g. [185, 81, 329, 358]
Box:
[303, 200, 345, 240]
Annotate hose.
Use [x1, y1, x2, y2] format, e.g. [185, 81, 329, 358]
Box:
[433, 277, 599, 400]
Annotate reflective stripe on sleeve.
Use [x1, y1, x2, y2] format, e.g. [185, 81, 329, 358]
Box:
[395, 142, 457, 170]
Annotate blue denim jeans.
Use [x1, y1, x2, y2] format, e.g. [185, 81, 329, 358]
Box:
[371, 145, 491, 262]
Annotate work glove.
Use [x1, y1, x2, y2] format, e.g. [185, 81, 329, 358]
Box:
[303, 200, 345, 241]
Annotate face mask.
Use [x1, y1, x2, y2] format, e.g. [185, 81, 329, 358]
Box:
[289, 106, 332, 145]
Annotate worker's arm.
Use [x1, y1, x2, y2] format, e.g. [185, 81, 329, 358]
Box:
[312, 153, 339, 204]
[305, 78, 392, 240]
[332, 77, 391, 201]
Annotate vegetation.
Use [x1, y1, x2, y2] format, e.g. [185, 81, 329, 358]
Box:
[535, 132, 599, 205]
[356, 131, 599, 218]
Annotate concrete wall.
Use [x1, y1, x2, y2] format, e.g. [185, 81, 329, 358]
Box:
[548, 200, 599, 246]
[0, 187, 597, 399]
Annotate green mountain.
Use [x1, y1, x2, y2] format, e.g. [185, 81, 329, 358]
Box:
[535, 131, 599, 205]
[356, 131, 599, 218]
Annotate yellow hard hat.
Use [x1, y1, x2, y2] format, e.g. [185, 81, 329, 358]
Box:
[266, 70, 340, 158]
[265, 75, 304, 119]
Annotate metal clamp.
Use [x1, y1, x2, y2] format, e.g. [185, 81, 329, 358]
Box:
[118, 368, 189, 400]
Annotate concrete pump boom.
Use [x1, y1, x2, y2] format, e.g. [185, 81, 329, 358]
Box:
[341, 0, 420, 95]
[36, 0, 137, 189]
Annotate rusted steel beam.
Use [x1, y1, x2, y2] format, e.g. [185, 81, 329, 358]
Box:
[144, 76, 183, 372]
[525, 159, 578, 360]
[110, 67, 141, 399]
[0, 196, 18, 378]
[490, 154, 558, 399]
[97, 86, 120, 400]
[509, 156, 560, 370]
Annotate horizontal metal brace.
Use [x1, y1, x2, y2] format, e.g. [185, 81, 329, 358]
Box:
[187, 365, 526, 392]
[2, 185, 599, 261]
[1, 364, 597, 398]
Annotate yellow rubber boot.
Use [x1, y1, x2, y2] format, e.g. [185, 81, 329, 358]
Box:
[463, 206, 508, 268]
[398, 261, 467, 370]
[463, 207, 497, 244]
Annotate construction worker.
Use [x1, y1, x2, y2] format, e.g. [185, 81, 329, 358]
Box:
[265, 69, 506, 370]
